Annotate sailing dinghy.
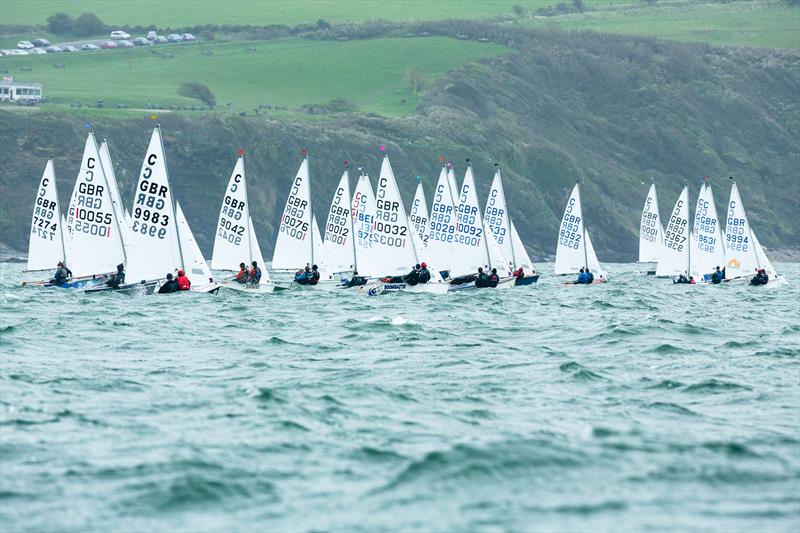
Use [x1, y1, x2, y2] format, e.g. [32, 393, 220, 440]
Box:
[638, 182, 663, 275]
[483, 167, 539, 285]
[323, 169, 357, 277]
[555, 183, 608, 284]
[425, 166, 458, 278]
[55, 131, 127, 288]
[693, 180, 726, 281]
[723, 179, 780, 283]
[212, 156, 274, 293]
[270, 156, 336, 290]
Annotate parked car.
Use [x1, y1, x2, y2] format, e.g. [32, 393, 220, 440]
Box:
[167, 34, 183, 42]
[132, 37, 151, 46]
[100, 41, 118, 49]
[17, 41, 34, 49]
[81, 43, 100, 51]
[110, 30, 131, 40]
[0, 49, 10, 56]
[153, 36, 168, 44]
[44, 45, 64, 53]
[117, 40, 134, 48]
[181, 33, 196, 41]
[32, 38, 51, 47]
[28, 48, 47, 55]
[7, 49, 29, 55]
[63, 45, 80, 52]
[147, 31, 158, 40]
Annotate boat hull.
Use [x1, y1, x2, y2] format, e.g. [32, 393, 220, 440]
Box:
[449, 276, 515, 292]
[220, 281, 275, 294]
[84, 280, 158, 295]
[359, 281, 449, 295]
[513, 275, 540, 286]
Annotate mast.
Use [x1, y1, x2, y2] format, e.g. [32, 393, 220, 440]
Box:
[241, 154, 254, 264]
[94, 134, 127, 265]
[348, 165, 358, 271]
[580, 184, 589, 270]
[495, 163, 516, 268]
[52, 158, 68, 263]
[158, 124, 185, 270]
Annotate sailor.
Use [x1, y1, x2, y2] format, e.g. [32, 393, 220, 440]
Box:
[50, 261, 71, 286]
[158, 273, 179, 293]
[404, 264, 421, 286]
[234, 262, 249, 284]
[105, 263, 125, 289]
[675, 273, 689, 284]
[342, 270, 368, 288]
[710, 266, 724, 284]
[513, 267, 525, 280]
[418, 262, 431, 284]
[475, 267, 490, 288]
[689, 276, 696, 285]
[576, 268, 590, 284]
[309, 264, 321, 285]
[488, 268, 500, 288]
[249, 261, 262, 284]
[295, 265, 311, 284]
[176, 269, 191, 291]
[750, 268, 769, 286]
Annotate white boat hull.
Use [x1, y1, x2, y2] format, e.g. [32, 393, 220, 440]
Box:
[359, 281, 449, 295]
[219, 281, 275, 294]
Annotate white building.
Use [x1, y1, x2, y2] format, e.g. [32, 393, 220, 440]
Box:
[0, 78, 43, 102]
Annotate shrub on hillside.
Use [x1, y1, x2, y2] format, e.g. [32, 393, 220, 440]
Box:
[179, 81, 216, 109]
[72, 13, 107, 37]
[46, 13, 73, 35]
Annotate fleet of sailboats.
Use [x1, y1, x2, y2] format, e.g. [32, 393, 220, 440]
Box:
[21, 125, 781, 294]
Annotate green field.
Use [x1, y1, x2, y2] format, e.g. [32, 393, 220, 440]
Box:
[525, 0, 800, 49]
[0, 0, 626, 27]
[0, 37, 508, 116]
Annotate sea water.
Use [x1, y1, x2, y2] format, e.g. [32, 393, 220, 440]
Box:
[1, 262, 798, 531]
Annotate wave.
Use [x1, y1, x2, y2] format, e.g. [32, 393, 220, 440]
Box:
[559, 361, 606, 381]
[682, 379, 752, 394]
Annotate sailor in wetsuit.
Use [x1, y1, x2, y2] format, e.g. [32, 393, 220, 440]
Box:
[418, 262, 431, 284]
[105, 263, 125, 289]
[750, 268, 769, 286]
[49, 261, 72, 286]
[158, 273, 179, 293]
[710, 266, 724, 284]
[249, 261, 262, 284]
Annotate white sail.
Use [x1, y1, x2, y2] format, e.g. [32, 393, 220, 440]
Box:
[65, 132, 126, 277]
[655, 187, 691, 277]
[451, 165, 489, 276]
[211, 157, 253, 271]
[693, 183, 725, 275]
[638, 183, 663, 262]
[724, 181, 760, 279]
[272, 157, 312, 269]
[125, 127, 182, 282]
[27, 159, 67, 271]
[554, 184, 587, 275]
[99, 140, 130, 230]
[311, 215, 331, 279]
[409, 181, 430, 247]
[323, 170, 355, 273]
[584, 230, 607, 278]
[426, 167, 457, 273]
[447, 166, 459, 202]
[175, 202, 214, 286]
[509, 220, 535, 272]
[351, 173, 381, 277]
[373, 155, 416, 275]
[751, 232, 777, 279]
[483, 169, 514, 264]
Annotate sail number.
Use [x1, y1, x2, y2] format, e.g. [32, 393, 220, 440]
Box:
[663, 202, 687, 252]
[133, 152, 171, 239]
[280, 176, 308, 240]
[559, 199, 582, 250]
[640, 210, 659, 243]
[31, 194, 58, 240]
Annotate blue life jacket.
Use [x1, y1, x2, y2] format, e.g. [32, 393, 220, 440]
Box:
[577, 272, 589, 284]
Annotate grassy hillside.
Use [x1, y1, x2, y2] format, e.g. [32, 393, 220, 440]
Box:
[2, 29, 797, 261]
[0, 0, 624, 27]
[525, 0, 800, 49]
[0, 37, 507, 117]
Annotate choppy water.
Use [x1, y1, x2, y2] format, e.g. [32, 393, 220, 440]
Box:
[1, 262, 799, 532]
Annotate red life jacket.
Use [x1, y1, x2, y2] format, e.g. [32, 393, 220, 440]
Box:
[177, 275, 191, 291]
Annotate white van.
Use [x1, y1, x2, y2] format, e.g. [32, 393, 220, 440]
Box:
[110, 30, 131, 40]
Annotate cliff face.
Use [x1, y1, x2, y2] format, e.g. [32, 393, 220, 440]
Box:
[2, 31, 798, 260]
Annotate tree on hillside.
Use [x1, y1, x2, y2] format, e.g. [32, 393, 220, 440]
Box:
[179, 81, 216, 109]
[512, 5, 525, 17]
[46, 13, 73, 35]
[72, 13, 107, 37]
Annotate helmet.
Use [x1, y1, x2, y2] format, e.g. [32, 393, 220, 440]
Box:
[421, 262, 427, 268]
[312, 264, 318, 270]
[177, 269, 185, 276]
[166, 273, 173, 279]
